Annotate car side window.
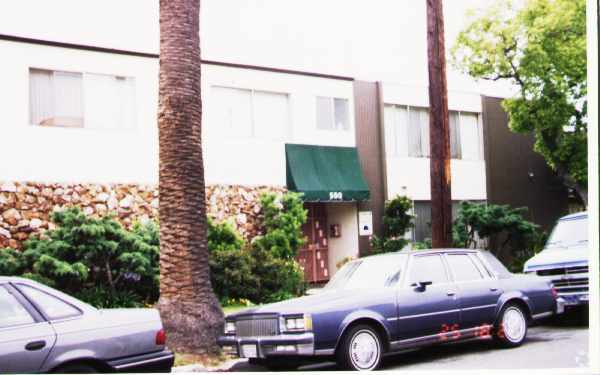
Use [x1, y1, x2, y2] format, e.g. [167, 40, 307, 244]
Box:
[0, 286, 35, 328]
[407, 255, 448, 285]
[17, 285, 81, 320]
[446, 254, 483, 282]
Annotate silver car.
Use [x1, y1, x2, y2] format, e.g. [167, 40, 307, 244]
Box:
[0, 276, 174, 373]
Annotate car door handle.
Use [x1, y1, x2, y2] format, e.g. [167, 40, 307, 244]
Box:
[490, 287, 499, 292]
[447, 291, 456, 297]
[25, 340, 46, 351]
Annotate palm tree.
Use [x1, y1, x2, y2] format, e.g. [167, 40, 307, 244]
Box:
[157, 0, 223, 353]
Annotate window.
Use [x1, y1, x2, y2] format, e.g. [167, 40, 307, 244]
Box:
[383, 105, 408, 157]
[18, 285, 80, 320]
[324, 254, 408, 291]
[212, 86, 289, 139]
[459, 112, 482, 160]
[408, 107, 429, 157]
[29, 68, 136, 130]
[30, 69, 83, 128]
[407, 255, 448, 285]
[446, 254, 483, 282]
[0, 286, 35, 328]
[383, 106, 482, 160]
[316, 97, 350, 131]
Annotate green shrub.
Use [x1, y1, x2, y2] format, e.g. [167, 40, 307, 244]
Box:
[207, 219, 259, 304]
[4, 208, 160, 308]
[452, 202, 543, 267]
[0, 248, 27, 275]
[253, 192, 307, 260]
[371, 195, 414, 254]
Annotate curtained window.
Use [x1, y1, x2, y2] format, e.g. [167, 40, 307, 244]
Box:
[316, 97, 350, 131]
[29, 68, 136, 130]
[382, 105, 482, 160]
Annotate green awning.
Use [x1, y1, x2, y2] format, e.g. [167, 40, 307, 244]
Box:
[285, 143, 370, 202]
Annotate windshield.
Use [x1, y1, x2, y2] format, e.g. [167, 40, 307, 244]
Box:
[546, 216, 588, 248]
[324, 254, 407, 291]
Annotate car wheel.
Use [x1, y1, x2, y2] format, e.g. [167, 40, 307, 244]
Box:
[337, 324, 383, 371]
[494, 303, 528, 347]
[52, 363, 99, 374]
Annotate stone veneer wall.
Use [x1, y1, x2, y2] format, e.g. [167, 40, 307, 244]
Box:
[0, 181, 285, 249]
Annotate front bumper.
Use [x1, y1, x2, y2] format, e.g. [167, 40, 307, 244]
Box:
[558, 293, 589, 307]
[217, 332, 315, 358]
[107, 349, 174, 373]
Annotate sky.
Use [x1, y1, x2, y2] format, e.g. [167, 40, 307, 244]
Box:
[0, 0, 515, 96]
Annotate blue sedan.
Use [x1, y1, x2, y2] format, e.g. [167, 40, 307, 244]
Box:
[218, 249, 563, 371]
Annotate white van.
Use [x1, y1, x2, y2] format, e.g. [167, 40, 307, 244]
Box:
[523, 212, 588, 307]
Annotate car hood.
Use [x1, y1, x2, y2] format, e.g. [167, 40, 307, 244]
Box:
[228, 289, 359, 317]
[523, 243, 589, 272]
[98, 308, 162, 326]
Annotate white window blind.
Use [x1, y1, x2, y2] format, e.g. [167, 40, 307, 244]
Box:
[84, 74, 136, 130]
[212, 86, 289, 139]
[316, 96, 350, 131]
[449, 111, 461, 159]
[30, 69, 83, 128]
[29, 68, 136, 130]
[408, 107, 429, 157]
[212, 86, 253, 137]
[383, 104, 408, 157]
[460, 112, 481, 160]
[253, 91, 288, 140]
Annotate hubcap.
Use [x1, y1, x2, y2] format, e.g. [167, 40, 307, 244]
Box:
[502, 307, 526, 342]
[349, 330, 380, 370]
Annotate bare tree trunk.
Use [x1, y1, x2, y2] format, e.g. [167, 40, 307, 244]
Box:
[157, 0, 223, 354]
[426, 0, 453, 248]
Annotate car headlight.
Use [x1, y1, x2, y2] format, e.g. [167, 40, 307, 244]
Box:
[224, 321, 236, 335]
[282, 314, 312, 333]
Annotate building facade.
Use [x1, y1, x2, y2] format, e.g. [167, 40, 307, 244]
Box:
[0, 30, 570, 283]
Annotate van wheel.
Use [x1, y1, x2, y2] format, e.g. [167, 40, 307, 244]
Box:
[494, 303, 528, 347]
[337, 324, 383, 371]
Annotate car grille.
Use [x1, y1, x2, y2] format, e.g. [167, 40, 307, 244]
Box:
[235, 318, 279, 337]
[537, 266, 589, 296]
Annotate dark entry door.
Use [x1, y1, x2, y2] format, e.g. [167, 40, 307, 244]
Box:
[297, 203, 330, 283]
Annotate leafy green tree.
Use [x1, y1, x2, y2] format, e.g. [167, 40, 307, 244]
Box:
[452, 201, 544, 268]
[0, 248, 27, 276]
[452, 0, 587, 204]
[371, 196, 415, 253]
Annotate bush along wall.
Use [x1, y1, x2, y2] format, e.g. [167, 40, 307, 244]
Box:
[1, 191, 308, 308]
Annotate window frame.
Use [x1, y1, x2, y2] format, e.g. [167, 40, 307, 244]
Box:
[28, 66, 137, 131]
[404, 253, 452, 288]
[316, 96, 351, 132]
[0, 284, 45, 329]
[443, 252, 487, 283]
[15, 283, 83, 322]
[211, 85, 291, 140]
[383, 104, 483, 161]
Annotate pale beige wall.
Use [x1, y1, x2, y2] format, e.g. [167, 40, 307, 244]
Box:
[326, 202, 359, 277]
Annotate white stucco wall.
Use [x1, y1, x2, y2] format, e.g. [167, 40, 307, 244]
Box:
[0, 40, 356, 186]
[381, 82, 487, 201]
[326, 203, 359, 277]
[0, 40, 159, 184]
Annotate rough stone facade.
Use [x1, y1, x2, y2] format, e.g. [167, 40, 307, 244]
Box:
[0, 181, 285, 249]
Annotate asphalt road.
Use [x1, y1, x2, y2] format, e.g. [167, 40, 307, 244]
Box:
[227, 310, 589, 372]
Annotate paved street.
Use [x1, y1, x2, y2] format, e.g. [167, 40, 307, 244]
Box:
[224, 311, 589, 372]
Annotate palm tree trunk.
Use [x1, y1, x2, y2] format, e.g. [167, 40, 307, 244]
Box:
[157, 0, 223, 354]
